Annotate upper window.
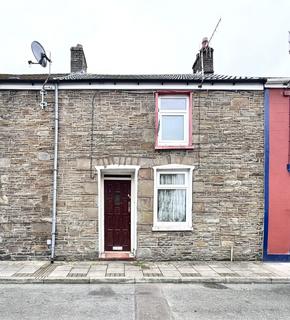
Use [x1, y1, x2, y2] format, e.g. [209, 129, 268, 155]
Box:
[153, 164, 194, 231]
[155, 93, 192, 149]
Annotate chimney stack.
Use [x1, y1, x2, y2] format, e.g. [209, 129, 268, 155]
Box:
[70, 44, 87, 73]
[192, 37, 214, 74]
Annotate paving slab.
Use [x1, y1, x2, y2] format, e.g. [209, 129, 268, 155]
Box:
[0, 269, 23, 277]
[70, 267, 90, 273]
[88, 272, 106, 278]
[193, 265, 213, 271]
[125, 265, 141, 271]
[0, 261, 290, 284]
[263, 263, 290, 276]
[47, 265, 72, 278]
[16, 266, 41, 274]
[125, 271, 143, 278]
[197, 271, 221, 277]
[89, 265, 108, 271]
[176, 267, 198, 273]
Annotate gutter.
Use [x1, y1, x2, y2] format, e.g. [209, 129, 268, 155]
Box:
[51, 83, 59, 262]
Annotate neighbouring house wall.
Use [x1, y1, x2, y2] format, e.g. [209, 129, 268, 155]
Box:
[267, 89, 290, 256]
[0, 88, 264, 261]
[0, 90, 54, 259]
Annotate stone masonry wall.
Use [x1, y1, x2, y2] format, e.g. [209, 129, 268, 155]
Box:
[0, 90, 54, 259]
[0, 88, 264, 260]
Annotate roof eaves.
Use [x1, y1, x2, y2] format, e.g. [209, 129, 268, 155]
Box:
[54, 76, 266, 84]
[0, 73, 267, 84]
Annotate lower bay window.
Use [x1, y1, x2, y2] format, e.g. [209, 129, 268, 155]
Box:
[153, 164, 194, 231]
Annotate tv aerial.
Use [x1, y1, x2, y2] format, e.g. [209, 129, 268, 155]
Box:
[28, 41, 52, 109]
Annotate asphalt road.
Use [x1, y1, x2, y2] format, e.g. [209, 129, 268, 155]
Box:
[0, 283, 289, 320]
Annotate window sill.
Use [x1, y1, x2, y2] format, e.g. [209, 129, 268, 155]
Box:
[155, 146, 194, 150]
[152, 226, 193, 232]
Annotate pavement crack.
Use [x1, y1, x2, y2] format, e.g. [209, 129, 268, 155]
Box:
[160, 285, 175, 320]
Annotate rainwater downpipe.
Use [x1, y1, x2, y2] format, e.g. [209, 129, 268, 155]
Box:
[51, 83, 59, 262]
[201, 48, 204, 79]
[287, 94, 290, 172]
[283, 89, 290, 172]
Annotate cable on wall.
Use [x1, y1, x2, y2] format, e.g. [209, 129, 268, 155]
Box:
[197, 90, 201, 168]
[90, 91, 99, 179]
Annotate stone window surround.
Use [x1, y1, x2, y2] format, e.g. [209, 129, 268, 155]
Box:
[153, 164, 195, 231]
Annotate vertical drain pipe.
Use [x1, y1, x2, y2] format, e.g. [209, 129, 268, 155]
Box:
[51, 83, 59, 262]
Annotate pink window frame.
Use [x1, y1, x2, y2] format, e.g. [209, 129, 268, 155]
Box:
[155, 91, 193, 150]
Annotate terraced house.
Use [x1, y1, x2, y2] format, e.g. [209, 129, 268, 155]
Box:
[0, 42, 266, 261]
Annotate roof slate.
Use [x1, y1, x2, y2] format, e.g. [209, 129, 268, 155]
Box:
[0, 74, 66, 81]
[0, 72, 266, 83]
[54, 73, 264, 82]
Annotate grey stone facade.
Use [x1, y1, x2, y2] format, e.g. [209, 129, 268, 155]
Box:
[0, 87, 264, 261]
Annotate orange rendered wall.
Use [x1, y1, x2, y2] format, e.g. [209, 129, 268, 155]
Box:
[268, 89, 290, 254]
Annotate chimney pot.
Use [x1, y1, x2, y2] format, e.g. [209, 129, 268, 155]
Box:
[70, 44, 87, 73]
[201, 37, 209, 48]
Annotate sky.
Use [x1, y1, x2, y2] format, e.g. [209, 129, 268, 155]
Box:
[1, 0, 290, 77]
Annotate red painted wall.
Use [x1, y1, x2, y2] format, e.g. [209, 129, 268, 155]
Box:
[268, 89, 290, 254]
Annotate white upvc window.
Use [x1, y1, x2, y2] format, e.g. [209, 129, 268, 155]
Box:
[153, 164, 194, 231]
[156, 94, 192, 148]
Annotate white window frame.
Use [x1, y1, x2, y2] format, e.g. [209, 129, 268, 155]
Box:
[153, 164, 194, 231]
[157, 95, 190, 147]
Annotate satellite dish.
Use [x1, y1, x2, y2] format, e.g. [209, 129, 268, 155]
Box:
[28, 41, 52, 109]
[30, 41, 51, 67]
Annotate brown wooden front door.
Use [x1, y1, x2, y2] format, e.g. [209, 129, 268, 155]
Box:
[104, 180, 131, 251]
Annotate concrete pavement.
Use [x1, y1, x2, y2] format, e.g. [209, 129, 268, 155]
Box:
[0, 260, 290, 284]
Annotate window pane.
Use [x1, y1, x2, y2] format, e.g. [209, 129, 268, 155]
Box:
[160, 174, 185, 185]
[157, 189, 186, 222]
[114, 192, 121, 206]
[160, 98, 187, 110]
[161, 115, 184, 141]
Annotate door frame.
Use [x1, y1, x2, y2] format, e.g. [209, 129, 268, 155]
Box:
[104, 177, 131, 251]
[95, 165, 140, 257]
